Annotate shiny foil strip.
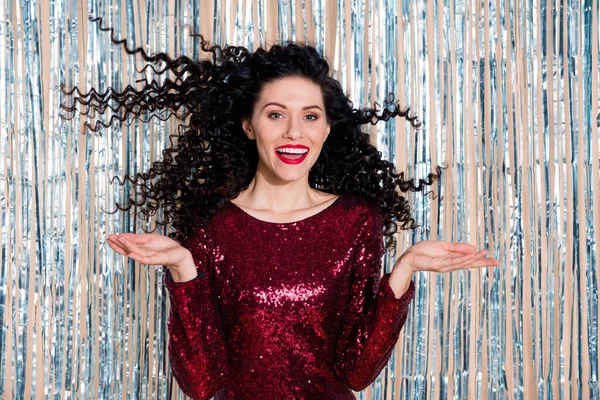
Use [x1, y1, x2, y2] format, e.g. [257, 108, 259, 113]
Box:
[1, 0, 599, 398]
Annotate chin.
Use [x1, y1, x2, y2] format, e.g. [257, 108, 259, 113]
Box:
[270, 169, 309, 182]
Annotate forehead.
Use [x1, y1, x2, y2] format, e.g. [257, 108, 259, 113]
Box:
[256, 76, 324, 106]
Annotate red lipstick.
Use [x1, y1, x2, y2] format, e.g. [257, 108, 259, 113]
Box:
[274, 145, 309, 165]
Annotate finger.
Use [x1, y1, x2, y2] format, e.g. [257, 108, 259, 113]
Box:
[117, 236, 138, 253]
[118, 233, 150, 244]
[119, 236, 157, 260]
[128, 251, 160, 265]
[451, 261, 497, 272]
[107, 238, 128, 255]
[110, 242, 155, 263]
[446, 242, 477, 254]
[108, 237, 159, 264]
[112, 238, 155, 258]
[477, 257, 501, 267]
[439, 253, 482, 271]
[109, 243, 131, 258]
[451, 256, 500, 271]
[110, 247, 128, 257]
[435, 251, 481, 269]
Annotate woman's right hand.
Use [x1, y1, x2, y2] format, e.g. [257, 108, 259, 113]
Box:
[106, 233, 198, 282]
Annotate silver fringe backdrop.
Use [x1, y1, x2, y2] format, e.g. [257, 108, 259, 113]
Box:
[1, 0, 599, 398]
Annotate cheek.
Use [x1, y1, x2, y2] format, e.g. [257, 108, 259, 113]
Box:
[312, 123, 330, 141]
[252, 120, 275, 141]
[256, 129, 282, 145]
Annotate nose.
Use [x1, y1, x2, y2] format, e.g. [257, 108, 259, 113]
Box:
[283, 116, 303, 140]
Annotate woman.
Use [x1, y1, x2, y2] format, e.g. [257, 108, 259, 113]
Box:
[62, 16, 500, 400]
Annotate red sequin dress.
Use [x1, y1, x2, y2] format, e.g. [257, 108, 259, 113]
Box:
[163, 193, 416, 399]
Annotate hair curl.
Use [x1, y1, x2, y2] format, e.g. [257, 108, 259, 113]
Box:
[60, 16, 446, 254]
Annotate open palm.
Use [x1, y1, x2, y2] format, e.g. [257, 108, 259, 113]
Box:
[106, 233, 191, 268]
[394, 240, 501, 274]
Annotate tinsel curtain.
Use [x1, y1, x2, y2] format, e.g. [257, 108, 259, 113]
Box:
[1, 0, 599, 399]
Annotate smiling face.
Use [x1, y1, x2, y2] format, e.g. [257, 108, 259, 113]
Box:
[242, 75, 331, 184]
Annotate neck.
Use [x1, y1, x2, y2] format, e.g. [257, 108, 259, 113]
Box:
[235, 173, 323, 213]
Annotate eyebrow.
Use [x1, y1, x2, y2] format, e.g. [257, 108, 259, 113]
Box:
[262, 102, 323, 112]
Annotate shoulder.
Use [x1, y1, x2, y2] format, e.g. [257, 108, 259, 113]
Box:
[177, 223, 211, 249]
[174, 212, 215, 253]
[343, 195, 385, 260]
[342, 194, 384, 231]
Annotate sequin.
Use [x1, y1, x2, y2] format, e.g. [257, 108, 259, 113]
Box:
[163, 193, 416, 399]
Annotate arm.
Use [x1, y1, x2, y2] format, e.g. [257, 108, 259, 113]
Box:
[333, 208, 416, 391]
[163, 226, 230, 399]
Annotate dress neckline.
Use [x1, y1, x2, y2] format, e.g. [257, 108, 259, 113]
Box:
[227, 194, 345, 226]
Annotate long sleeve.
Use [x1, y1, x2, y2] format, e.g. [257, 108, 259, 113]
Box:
[163, 226, 231, 399]
[333, 207, 416, 391]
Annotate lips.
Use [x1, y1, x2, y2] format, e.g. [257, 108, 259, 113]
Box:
[274, 148, 309, 164]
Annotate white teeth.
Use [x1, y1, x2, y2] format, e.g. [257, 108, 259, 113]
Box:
[276, 148, 308, 154]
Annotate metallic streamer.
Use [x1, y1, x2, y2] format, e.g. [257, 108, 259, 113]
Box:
[1, 0, 599, 398]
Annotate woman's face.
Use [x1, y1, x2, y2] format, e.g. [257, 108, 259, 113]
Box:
[242, 76, 331, 183]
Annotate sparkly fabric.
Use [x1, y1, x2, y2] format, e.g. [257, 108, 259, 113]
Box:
[163, 193, 416, 400]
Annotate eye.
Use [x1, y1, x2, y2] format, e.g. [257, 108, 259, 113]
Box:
[269, 112, 283, 119]
[305, 114, 318, 121]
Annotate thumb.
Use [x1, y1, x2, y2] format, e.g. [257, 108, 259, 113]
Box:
[119, 233, 151, 244]
[118, 233, 140, 242]
[451, 242, 477, 253]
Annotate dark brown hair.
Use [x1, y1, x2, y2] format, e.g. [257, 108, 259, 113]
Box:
[60, 16, 445, 252]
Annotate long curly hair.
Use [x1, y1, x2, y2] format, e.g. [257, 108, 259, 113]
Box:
[60, 16, 445, 253]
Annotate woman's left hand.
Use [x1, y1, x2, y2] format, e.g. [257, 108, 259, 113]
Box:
[387, 240, 501, 298]
[392, 240, 501, 276]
